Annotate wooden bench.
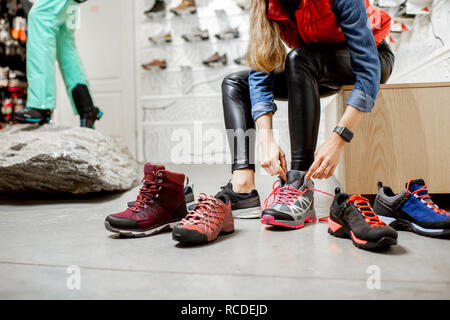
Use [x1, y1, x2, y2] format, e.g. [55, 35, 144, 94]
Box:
[339, 82, 450, 194]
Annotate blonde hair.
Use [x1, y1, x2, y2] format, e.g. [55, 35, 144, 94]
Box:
[246, 0, 286, 73]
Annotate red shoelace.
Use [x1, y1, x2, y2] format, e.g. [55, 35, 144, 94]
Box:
[130, 176, 163, 212]
[405, 180, 447, 215]
[182, 194, 225, 231]
[346, 195, 386, 228]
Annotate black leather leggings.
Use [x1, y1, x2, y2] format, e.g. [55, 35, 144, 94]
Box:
[222, 41, 394, 172]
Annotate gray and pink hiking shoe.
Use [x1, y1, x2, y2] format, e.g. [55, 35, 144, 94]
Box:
[261, 170, 316, 229]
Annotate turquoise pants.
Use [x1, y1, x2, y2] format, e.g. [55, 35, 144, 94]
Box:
[26, 0, 92, 114]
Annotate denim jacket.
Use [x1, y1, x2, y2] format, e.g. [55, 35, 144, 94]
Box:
[249, 0, 381, 120]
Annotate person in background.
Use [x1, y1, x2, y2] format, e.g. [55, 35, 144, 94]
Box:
[13, 0, 103, 128]
[214, 0, 395, 227]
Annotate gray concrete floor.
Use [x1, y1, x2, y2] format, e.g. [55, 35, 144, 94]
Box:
[0, 164, 449, 299]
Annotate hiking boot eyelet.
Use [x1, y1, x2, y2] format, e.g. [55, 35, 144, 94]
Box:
[157, 172, 163, 177]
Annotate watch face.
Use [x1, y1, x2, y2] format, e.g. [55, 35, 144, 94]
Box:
[342, 128, 353, 142]
[334, 126, 353, 142]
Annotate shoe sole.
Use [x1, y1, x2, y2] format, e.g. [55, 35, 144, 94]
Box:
[328, 218, 397, 250]
[149, 38, 172, 45]
[215, 33, 240, 40]
[171, 8, 197, 16]
[172, 227, 234, 245]
[145, 11, 166, 19]
[142, 65, 167, 71]
[104, 219, 181, 238]
[13, 114, 50, 124]
[261, 213, 316, 229]
[233, 206, 262, 219]
[182, 35, 209, 42]
[203, 61, 227, 67]
[378, 215, 450, 238]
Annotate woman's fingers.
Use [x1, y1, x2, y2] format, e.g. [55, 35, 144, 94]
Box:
[280, 151, 287, 173]
[313, 165, 325, 179]
[306, 158, 321, 180]
[264, 159, 287, 181]
[325, 165, 336, 179]
[278, 166, 287, 182]
[324, 164, 333, 178]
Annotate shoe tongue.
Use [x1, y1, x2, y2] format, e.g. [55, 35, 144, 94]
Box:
[144, 163, 165, 176]
[286, 170, 305, 190]
[407, 179, 426, 193]
[215, 193, 230, 205]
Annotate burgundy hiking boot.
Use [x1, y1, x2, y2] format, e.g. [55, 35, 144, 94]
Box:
[105, 163, 188, 237]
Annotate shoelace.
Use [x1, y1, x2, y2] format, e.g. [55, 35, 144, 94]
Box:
[130, 174, 163, 212]
[264, 180, 334, 222]
[263, 181, 302, 208]
[406, 181, 447, 215]
[183, 194, 225, 231]
[346, 195, 386, 228]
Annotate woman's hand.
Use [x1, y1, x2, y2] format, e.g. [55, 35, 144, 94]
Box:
[260, 134, 287, 181]
[256, 113, 287, 181]
[306, 133, 346, 180]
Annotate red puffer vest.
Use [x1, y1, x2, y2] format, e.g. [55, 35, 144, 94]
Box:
[266, 0, 391, 49]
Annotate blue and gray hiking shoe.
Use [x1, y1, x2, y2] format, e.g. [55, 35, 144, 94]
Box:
[13, 108, 52, 124]
[261, 170, 316, 229]
[374, 179, 450, 238]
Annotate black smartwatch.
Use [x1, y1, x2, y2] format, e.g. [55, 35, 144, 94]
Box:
[333, 126, 354, 143]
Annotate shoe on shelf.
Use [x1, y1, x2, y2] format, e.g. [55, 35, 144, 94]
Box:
[2, 99, 14, 122]
[80, 107, 103, 129]
[181, 28, 209, 42]
[149, 32, 172, 44]
[145, 0, 166, 19]
[170, 0, 197, 16]
[215, 27, 240, 40]
[142, 59, 167, 70]
[261, 170, 316, 229]
[172, 193, 234, 244]
[328, 188, 398, 250]
[195, 182, 262, 219]
[105, 163, 189, 237]
[12, 107, 52, 124]
[128, 176, 195, 208]
[0, 67, 8, 88]
[374, 179, 450, 238]
[202, 52, 227, 67]
[234, 54, 248, 66]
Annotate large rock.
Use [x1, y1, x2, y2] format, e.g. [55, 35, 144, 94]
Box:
[0, 124, 138, 194]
